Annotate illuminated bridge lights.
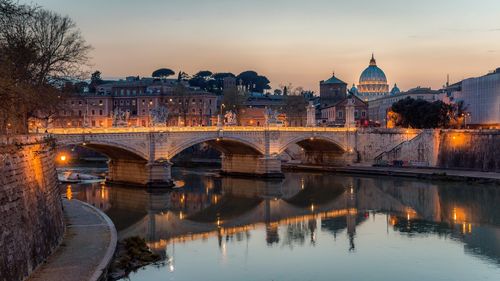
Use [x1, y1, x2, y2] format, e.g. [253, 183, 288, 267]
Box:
[46, 126, 358, 135]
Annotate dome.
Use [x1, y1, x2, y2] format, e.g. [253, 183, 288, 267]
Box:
[350, 84, 358, 95]
[321, 72, 347, 85]
[359, 54, 387, 84]
[355, 54, 390, 101]
[390, 83, 400, 95]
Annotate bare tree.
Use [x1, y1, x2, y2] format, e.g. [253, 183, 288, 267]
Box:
[0, 0, 91, 134]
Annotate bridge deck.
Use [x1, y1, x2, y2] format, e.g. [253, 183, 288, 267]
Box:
[47, 126, 357, 134]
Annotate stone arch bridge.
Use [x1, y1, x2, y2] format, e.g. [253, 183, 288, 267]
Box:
[51, 127, 432, 187]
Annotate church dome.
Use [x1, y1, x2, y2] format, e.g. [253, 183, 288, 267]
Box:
[390, 83, 400, 95]
[356, 54, 390, 101]
[350, 84, 358, 95]
[359, 54, 387, 83]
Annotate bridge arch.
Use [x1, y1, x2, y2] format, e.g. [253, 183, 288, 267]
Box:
[279, 135, 351, 166]
[57, 140, 148, 161]
[166, 135, 265, 160]
[278, 135, 348, 155]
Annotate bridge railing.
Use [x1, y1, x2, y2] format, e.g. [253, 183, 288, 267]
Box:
[47, 126, 357, 134]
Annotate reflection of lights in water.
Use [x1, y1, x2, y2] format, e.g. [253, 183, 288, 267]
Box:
[350, 187, 354, 194]
[221, 242, 227, 255]
[66, 185, 73, 200]
[407, 213, 410, 221]
[310, 204, 315, 212]
[389, 216, 398, 226]
[452, 207, 466, 223]
[179, 211, 184, 220]
[166, 256, 175, 272]
[301, 178, 305, 189]
[100, 185, 106, 200]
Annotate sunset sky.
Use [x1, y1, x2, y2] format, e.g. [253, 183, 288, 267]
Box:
[28, 0, 500, 92]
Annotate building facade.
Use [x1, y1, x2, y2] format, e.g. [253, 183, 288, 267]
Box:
[319, 73, 347, 107]
[445, 68, 500, 128]
[46, 79, 218, 128]
[320, 95, 368, 126]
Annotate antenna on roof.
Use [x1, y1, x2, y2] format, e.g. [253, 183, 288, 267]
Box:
[446, 74, 450, 87]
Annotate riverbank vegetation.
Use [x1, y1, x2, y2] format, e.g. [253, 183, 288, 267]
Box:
[108, 236, 164, 280]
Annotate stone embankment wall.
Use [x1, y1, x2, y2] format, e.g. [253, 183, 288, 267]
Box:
[368, 129, 500, 171]
[438, 130, 500, 172]
[355, 128, 423, 164]
[0, 135, 64, 281]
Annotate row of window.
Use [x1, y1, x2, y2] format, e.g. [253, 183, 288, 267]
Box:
[324, 110, 366, 119]
[64, 100, 104, 106]
[61, 109, 104, 116]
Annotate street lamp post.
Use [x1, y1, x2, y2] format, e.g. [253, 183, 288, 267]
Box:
[218, 103, 225, 128]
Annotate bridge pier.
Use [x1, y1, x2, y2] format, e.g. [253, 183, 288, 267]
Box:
[221, 154, 284, 178]
[107, 159, 173, 187]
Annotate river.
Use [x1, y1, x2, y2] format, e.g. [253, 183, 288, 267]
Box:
[63, 167, 500, 281]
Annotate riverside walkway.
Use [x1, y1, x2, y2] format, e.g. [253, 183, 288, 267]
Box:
[28, 199, 116, 281]
[283, 164, 500, 182]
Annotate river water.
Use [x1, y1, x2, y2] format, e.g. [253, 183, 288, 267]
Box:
[64, 167, 500, 281]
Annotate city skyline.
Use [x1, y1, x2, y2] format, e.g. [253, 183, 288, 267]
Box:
[23, 0, 500, 92]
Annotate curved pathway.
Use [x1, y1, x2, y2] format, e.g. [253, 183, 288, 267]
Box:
[28, 199, 117, 281]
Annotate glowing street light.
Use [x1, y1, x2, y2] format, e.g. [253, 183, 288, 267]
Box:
[58, 154, 68, 163]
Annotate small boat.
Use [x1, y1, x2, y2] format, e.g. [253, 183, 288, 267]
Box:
[58, 171, 103, 183]
[172, 180, 185, 189]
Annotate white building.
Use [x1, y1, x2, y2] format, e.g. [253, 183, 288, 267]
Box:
[447, 68, 500, 128]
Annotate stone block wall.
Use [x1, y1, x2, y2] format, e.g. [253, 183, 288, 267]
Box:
[438, 130, 500, 172]
[355, 128, 421, 164]
[369, 129, 440, 166]
[0, 135, 64, 281]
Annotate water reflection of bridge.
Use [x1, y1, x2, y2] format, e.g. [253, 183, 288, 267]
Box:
[75, 172, 500, 263]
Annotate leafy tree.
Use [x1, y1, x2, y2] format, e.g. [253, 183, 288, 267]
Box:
[390, 97, 455, 128]
[152, 68, 175, 79]
[212, 72, 235, 93]
[89, 70, 103, 93]
[195, 70, 213, 78]
[236, 70, 271, 93]
[212, 72, 235, 80]
[188, 70, 213, 91]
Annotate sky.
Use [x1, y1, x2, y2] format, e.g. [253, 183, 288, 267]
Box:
[24, 0, 500, 92]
